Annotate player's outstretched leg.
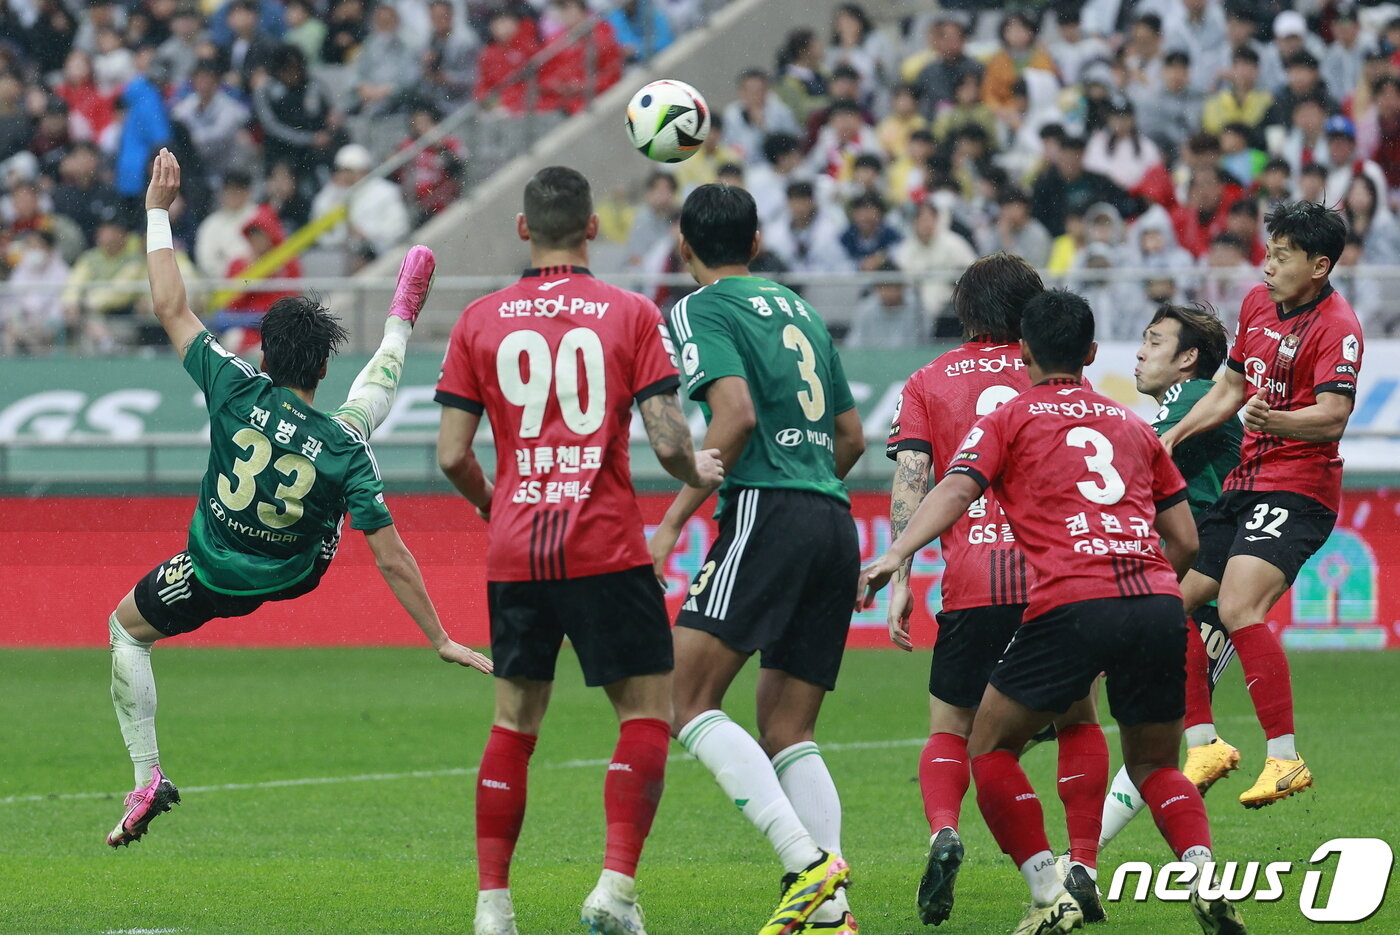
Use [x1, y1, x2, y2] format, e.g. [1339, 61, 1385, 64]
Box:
[107, 608, 180, 848]
[331, 244, 435, 439]
[1054, 706, 1108, 924]
[1183, 613, 1240, 793]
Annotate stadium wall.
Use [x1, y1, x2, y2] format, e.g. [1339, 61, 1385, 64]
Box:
[2, 491, 1394, 650]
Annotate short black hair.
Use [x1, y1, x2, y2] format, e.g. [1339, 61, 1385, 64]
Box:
[680, 183, 758, 268]
[1021, 289, 1095, 374]
[830, 63, 861, 83]
[762, 132, 801, 164]
[786, 180, 815, 200]
[828, 98, 862, 118]
[1135, 12, 1162, 32]
[260, 294, 348, 390]
[522, 166, 592, 249]
[998, 186, 1031, 207]
[1263, 157, 1291, 174]
[1285, 50, 1320, 71]
[1228, 198, 1259, 218]
[1061, 134, 1087, 151]
[1233, 45, 1260, 65]
[1265, 200, 1346, 270]
[1300, 162, 1329, 181]
[737, 67, 768, 84]
[849, 192, 885, 213]
[646, 170, 679, 192]
[853, 153, 883, 172]
[951, 253, 1044, 342]
[223, 168, 254, 189]
[1149, 303, 1228, 378]
[1164, 49, 1191, 67]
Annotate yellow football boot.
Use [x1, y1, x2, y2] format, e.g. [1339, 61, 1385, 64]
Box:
[1239, 756, 1312, 809]
[1183, 739, 1241, 794]
[758, 851, 850, 935]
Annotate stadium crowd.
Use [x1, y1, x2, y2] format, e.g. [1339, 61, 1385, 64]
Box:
[0, 0, 704, 351]
[601, 0, 1400, 342]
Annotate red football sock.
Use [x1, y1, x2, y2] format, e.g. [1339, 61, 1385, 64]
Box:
[1056, 724, 1108, 869]
[919, 732, 970, 834]
[476, 725, 537, 890]
[1184, 617, 1214, 731]
[603, 717, 670, 878]
[972, 750, 1051, 866]
[1230, 622, 1295, 740]
[1139, 767, 1212, 858]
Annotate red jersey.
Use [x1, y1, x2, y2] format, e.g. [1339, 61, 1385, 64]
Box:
[887, 341, 1033, 610]
[946, 379, 1188, 622]
[1225, 283, 1362, 512]
[435, 266, 680, 581]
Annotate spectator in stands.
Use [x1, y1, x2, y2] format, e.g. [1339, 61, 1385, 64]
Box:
[208, 0, 285, 49]
[1323, 6, 1366, 108]
[763, 179, 850, 273]
[221, 0, 279, 92]
[983, 11, 1054, 119]
[723, 68, 800, 165]
[1171, 163, 1244, 256]
[1357, 75, 1400, 199]
[1198, 231, 1254, 319]
[911, 16, 982, 121]
[826, 4, 893, 91]
[475, 9, 540, 113]
[672, 114, 743, 194]
[157, 6, 208, 91]
[316, 143, 411, 257]
[1, 229, 70, 355]
[876, 84, 927, 162]
[255, 45, 342, 187]
[74, 0, 124, 55]
[282, 0, 325, 66]
[1326, 116, 1387, 207]
[1030, 134, 1132, 237]
[0, 73, 30, 164]
[1046, 205, 1086, 273]
[322, 0, 369, 66]
[113, 50, 172, 216]
[195, 169, 255, 278]
[1256, 157, 1292, 211]
[845, 259, 925, 348]
[1084, 98, 1162, 191]
[397, 103, 466, 221]
[354, 4, 420, 116]
[836, 152, 884, 203]
[536, 0, 623, 115]
[1133, 49, 1203, 161]
[804, 65, 870, 148]
[265, 160, 311, 230]
[746, 132, 814, 227]
[52, 143, 122, 246]
[607, 0, 673, 63]
[887, 127, 932, 205]
[1163, 0, 1229, 94]
[1223, 4, 1264, 77]
[894, 199, 974, 333]
[775, 28, 828, 126]
[1267, 51, 1336, 134]
[56, 50, 119, 147]
[92, 25, 137, 91]
[1123, 14, 1167, 95]
[1297, 161, 1328, 204]
[61, 207, 143, 351]
[1344, 172, 1400, 265]
[1123, 203, 1194, 280]
[1219, 122, 1266, 186]
[842, 192, 901, 271]
[1347, 48, 1391, 119]
[1048, 7, 1110, 88]
[27, 99, 71, 179]
[981, 187, 1051, 267]
[806, 99, 880, 182]
[173, 59, 252, 181]
[1224, 198, 1266, 263]
[624, 171, 678, 270]
[1259, 10, 1324, 96]
[423, 0, 480, 108]
[932, 69, 997, 145]
[21, 0, 79, 75]
[2, 179, 84, 264]
[220, 204, 302, 332]
[1280, 94, 1329, 175]
[1202, 45, 1272, 141]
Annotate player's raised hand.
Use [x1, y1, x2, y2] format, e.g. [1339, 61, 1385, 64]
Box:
[887, 579, 914, 651]
[437, 638, 493, 673]
[693, 447, 725, 488]
[146, 148, 181, 211]
[856, 552, 900, 611]
[1242, 391, 1271, 433]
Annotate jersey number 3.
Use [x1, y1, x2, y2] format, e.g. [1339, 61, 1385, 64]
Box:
[498, 328, 606, 438]
[1066, 426, 1126, 505]
[782, 324, 826, 421]
[217, 427, 318, 529]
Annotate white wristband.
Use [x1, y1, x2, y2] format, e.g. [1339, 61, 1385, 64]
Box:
[146, 209, 173, 253]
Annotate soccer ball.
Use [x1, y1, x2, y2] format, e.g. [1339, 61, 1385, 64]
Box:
[625, 80, 710, 163]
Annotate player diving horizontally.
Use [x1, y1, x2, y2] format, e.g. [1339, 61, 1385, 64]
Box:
[859, 290, 1247, 935]
[106, 149, 492, 849]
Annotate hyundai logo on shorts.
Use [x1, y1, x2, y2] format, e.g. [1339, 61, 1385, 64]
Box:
[775, 428, 803, 447]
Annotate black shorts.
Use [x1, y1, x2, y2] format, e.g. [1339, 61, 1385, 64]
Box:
[487, 564, 673, 687]
[133, 549, 332, 637]
[990, 594, 1187, 726]
[929, 604, 1025, 708]
[1194, 489, 1336, 586]
[676, 488, 858, 691]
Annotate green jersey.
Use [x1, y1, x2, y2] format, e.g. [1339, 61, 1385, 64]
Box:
[1151, 378, 1242, 519]
[183, 331, 393, 595]
[668, 276, 856, 514]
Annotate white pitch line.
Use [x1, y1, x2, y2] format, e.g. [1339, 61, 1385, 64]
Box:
[102, 929, 185, 934]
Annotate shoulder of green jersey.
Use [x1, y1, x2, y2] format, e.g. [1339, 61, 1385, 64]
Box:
[332, 415, 382, 481]
[202, 332, 269, 383]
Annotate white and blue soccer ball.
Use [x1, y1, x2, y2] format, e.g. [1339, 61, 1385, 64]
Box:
[625, 79, 710, 163]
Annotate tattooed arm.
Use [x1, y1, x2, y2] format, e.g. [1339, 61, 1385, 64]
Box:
[639, 391, 724, 488]
[887, 448, 931, 650]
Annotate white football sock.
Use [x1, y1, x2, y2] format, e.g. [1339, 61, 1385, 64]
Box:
[1266, 733, 1297, 760]
[1099, 765, 1146, 851]
[1021, 850, 1063, 906]
[1181, 844, 1215, 892]
[332, 317, 411, 439]
[109, 614, 160, 786]
[1184, 723, 1217, 748]
[678, 711, 823, 873]
[774, 741, 845, 923]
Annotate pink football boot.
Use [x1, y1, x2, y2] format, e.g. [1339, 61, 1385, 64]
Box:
[107, 766, 181, 848]
[388, 244, 437, 325]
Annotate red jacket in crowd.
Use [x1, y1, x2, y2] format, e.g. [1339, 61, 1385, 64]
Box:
[475, 18, 540, 113]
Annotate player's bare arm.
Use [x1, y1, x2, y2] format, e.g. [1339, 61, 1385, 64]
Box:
[363, 524, 492, 672]
[1242, 389, 1354, 442]
[437, 407, 494, 518]
[886, 448, 931, 651]
[648, 375, 755, 582]
[858, 473, 983, 609]
[833, 407, 866, 479]
[1159, 366, 1247, 454]
[638, 392, 724, 489]
[1153, 499, 1200, 580]
[144, 149, 206, 360]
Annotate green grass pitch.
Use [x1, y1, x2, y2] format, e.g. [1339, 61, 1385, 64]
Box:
[1, 647, 1396, 934]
